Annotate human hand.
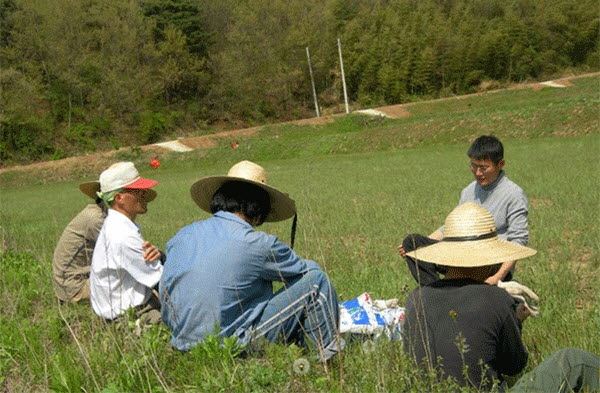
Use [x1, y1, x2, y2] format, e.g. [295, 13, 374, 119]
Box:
[143, 241, 162, 263]
[484, 275, 501, 286]
[398, 244, 407, 257]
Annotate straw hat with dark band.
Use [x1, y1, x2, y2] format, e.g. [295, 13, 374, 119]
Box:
[190, 160, 296, 223]
[406, 202, 536, 267]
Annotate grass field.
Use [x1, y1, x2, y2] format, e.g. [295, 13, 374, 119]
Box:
[0, 76, 598, 392]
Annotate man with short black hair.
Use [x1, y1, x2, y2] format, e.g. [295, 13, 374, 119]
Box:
[399, 135, 529, 286]
[160, 160, 344, 362]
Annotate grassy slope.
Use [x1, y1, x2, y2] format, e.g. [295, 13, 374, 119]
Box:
[0, 76, 598, 392]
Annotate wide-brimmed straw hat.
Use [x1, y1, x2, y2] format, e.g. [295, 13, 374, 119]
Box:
[79, 181, 101, 199]
[406, 202, 536, 267]
[190, 160, 296, 222]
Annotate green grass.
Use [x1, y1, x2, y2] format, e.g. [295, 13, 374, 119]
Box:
[0, 76, 599, 392]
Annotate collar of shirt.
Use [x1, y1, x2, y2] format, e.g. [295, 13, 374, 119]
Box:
[107, 208, 141, 233]
[213, 210, 253, 228]
[480, 170, 505, 192]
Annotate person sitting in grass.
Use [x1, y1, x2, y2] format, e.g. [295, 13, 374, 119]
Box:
[399, 135, 529, 286]
[52, 173, 107, 303]
[160, 160, 344, 362]
[403, 202, 599, 392]
[89, 162, 164, 323]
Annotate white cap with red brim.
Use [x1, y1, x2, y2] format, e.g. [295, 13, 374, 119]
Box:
[98, 162, 158, 201]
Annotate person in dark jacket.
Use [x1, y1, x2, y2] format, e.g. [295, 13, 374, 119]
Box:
[403, 202, 535, 390]
[403, 202, 599, 392]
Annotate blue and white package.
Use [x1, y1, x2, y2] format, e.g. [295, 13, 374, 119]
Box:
[339, 292, 405, 340]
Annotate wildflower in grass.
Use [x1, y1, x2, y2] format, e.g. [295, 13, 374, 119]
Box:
[293, 357, 310, 375]
[454, 332, 470, 355]
[362, 339, 376, 354]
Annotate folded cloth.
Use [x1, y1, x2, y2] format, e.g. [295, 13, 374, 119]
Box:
[498, 280, 540, 317]
[339, 292, 405, 340]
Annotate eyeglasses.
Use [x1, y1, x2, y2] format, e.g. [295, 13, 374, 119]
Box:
[469, 162, 492, 173]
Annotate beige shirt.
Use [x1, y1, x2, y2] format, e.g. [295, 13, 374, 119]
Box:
[53, 204, 106, 302]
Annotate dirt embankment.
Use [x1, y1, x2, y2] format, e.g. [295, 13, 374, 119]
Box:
[1, 71, 597, 178]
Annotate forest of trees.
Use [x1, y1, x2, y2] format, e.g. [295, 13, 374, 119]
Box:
[0, 0, 598, 162]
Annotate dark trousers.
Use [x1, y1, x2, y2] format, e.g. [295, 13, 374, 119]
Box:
[402, 233, 513, 286]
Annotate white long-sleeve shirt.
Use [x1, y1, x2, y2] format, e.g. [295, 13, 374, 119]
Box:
[90, 209, 163, 320]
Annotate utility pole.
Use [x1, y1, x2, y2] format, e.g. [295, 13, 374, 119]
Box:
[337, 37, 349, 114]
[306, 47, 320, 117]
[67, 93, 72, 131]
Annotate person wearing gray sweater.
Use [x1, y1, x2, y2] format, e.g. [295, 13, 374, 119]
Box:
[399, 135, 529, 286]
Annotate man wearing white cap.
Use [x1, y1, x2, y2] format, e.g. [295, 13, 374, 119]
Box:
[52, 175, 107, 303]
[403, 202, 599, 392]
[160, 160, 344, 362]
[89, 162, 163, 322]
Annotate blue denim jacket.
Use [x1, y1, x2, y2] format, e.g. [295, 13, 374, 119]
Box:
[160, 211, 321, 351]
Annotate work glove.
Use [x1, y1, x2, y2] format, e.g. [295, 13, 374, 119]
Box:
[498, 280, 540, 317]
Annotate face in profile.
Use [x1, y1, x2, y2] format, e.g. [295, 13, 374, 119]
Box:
[116, 189, 152, 217]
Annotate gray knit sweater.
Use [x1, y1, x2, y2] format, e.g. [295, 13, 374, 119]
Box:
[458, 171, 529, 246]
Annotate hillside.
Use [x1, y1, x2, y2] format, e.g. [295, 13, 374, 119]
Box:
[1, 0, 598, 163]
[1, 73, 597, 186]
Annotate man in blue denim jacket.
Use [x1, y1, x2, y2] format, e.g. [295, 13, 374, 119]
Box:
[160, 161, 344, 361]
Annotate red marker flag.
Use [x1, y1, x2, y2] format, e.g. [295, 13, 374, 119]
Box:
[149, 157, 160, 169]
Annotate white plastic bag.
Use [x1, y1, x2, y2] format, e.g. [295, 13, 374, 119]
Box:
[339, 292, 405, 340]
